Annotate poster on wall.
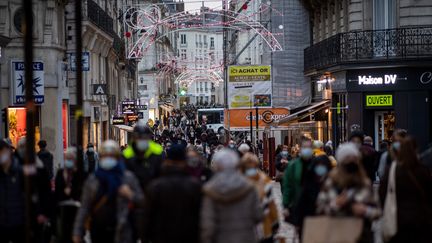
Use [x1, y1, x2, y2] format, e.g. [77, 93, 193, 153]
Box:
[228, 65, 272, 109]
[12, 61, 45, 104]
[6, 107, 40, 148]
[224, 108, 290, 129]
[62, 103, 68, 150]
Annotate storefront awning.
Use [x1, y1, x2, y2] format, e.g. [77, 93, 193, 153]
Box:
[114, 125, 134, 132]
[274, 100, 331, 126]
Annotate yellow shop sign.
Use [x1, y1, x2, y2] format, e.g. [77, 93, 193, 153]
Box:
[366, 94, 393, 107]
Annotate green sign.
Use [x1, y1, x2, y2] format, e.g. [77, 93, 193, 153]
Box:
[366, 94, 393, 107]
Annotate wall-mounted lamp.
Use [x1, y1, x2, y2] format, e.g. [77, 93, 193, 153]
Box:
[317, 72, 335, 90]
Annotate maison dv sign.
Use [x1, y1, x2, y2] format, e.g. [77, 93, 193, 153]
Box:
[347, 68, 432, 92]
[358, 75, 397, 85]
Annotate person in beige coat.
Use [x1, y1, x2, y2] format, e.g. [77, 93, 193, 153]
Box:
[201, 149, 262, 243]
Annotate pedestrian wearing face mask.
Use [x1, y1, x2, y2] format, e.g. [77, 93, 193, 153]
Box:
[379, 137, 432, 243]
[0, 139, 26, 242]
[291, 154, 332, 240]
[240, 153, 280, 243]
[72, 140, 144, 243]
[349, 131, 378, 182]
[123, 122, 163, 191]
[377, 129, 407, 180]
[186, 147, 212, 183]
[55, 147, 85, 243]
[122, 122, 163, 241]
[275, 145, 291, 190]
[84, 143, 99, 174]
[14, 138, 54, 243]
[142, 144, 202, 243]
[282, 139, 314, 225]
[317, 142, 381, 243]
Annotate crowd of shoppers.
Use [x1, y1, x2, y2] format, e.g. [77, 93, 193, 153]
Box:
[1, 121, 431, 243]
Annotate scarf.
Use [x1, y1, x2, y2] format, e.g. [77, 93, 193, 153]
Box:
[95, 162, 125, 198]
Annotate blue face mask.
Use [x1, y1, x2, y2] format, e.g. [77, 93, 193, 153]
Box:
[100, 157, 118, 170]
[392, 142, 401, 151]
[64, 160, 75, 169]
[245, 168, 258, 177]
[281, 151, 289, 157]
[314, 164, 328, 177]
[300, 148, 313, 160]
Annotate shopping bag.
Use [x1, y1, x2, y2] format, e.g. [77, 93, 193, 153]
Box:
[302, 216, 363, 243]
[382, 161, 397, 242]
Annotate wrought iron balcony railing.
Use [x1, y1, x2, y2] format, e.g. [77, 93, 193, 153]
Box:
[304, 26, 432, 72]
[87, 0, 114, 36]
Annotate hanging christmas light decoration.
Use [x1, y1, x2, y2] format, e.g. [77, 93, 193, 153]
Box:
[122, 1, 284, 60]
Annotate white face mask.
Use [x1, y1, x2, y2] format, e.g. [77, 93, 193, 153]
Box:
[300, 148, 313, 160]
[100, 157, 118, 170]
[136, 140, 149, 152]
[88, 147, 94, 153]
[245, 168, 258, 177]
[0, 152, 11, 165]
[64, 160, 75, 169]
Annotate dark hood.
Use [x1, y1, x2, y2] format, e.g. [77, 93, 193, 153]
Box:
[203, 170, 254, 203]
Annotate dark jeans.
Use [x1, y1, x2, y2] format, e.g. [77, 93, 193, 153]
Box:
[0, 226, 25, 243]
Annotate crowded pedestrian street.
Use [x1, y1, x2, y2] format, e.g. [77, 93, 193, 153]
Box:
[1, 0, 432, 243]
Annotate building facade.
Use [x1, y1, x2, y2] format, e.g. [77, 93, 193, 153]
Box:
[303, 0, 432, 149]
[176, 28, 224, 106]
[66, 0, 137, 149]
[0, 0, 68, 165]
[175, 8, 225, 107]
[0, 0, 137, 167]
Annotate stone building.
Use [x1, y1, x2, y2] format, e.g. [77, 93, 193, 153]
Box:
[0, 0, 137, 166]
[0, 0, 68, 165]
[302, 0, 432, 148]
[65, 0, 137, 148]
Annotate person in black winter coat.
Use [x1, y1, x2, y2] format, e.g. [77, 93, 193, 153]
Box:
[143, 144, 202, 243]
[379, 136, 432, 243]
[292, 155, 332, 239]
[55, 147, 86, 243]
[37, 140, 54, 180]
[15, 138, 54, 243]
[349, 131, 378, 182]
[0, 139, 26, 243]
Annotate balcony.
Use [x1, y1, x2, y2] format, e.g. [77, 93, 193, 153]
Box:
[304, 26, 432, 73]
[86, 0, 114, 36]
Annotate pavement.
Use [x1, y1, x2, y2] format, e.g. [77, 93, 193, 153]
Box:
[272, 182, 298, 243]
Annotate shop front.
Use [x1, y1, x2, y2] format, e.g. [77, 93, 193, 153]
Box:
[346, 68, 432, 150]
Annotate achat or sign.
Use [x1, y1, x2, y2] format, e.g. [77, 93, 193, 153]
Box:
[366, 94, 393, 107]
[228, 65, 272, 109]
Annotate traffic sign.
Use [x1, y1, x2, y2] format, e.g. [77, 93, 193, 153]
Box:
[12, 61, 45, 104]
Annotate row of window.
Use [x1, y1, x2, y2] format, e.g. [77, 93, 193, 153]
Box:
[180, 34, 215, 48]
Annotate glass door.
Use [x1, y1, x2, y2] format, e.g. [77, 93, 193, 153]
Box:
[374, 111, 395, 150]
